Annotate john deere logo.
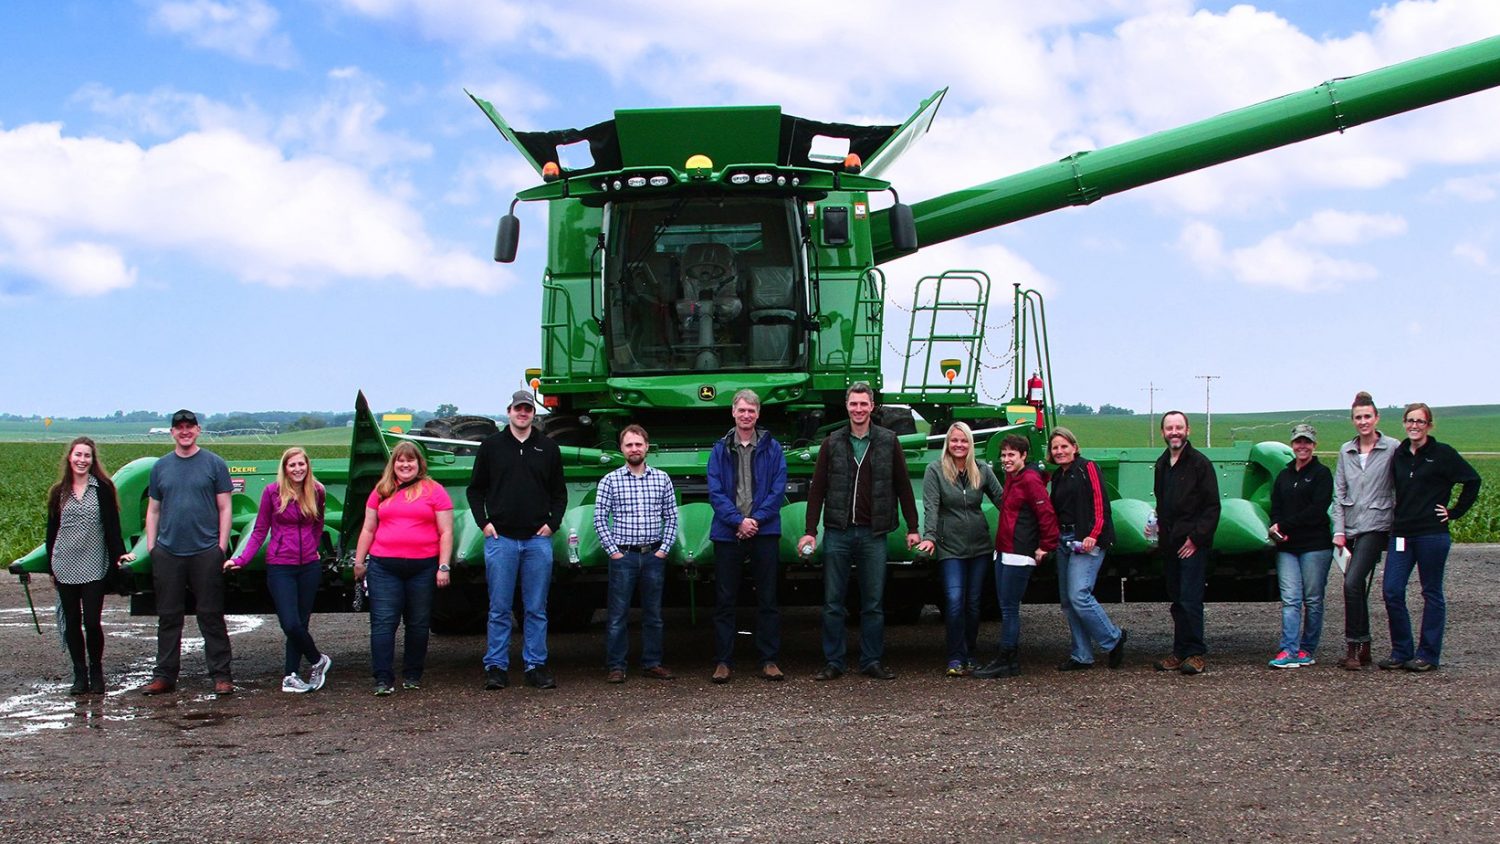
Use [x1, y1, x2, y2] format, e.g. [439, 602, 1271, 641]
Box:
[699, 385, 717, 401]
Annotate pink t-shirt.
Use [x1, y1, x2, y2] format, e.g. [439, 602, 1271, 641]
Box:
[367, 481, 453, 559]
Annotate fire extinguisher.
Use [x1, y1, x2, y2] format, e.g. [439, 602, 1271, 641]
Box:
[1027, 372, 1045, 428]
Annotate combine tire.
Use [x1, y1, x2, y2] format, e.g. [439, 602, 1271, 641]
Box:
[874, 406, 918, 435]
[415, 415, 498, 455]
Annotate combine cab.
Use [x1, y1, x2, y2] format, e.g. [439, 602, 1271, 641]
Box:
[11, 36, 1500, 625]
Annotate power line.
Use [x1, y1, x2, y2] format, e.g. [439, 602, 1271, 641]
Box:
[1195, 375, 1222, 447]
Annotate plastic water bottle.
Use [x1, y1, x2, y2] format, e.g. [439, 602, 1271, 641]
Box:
[799, 541, 815, 558]
[567, 529, 581, 564]
[1069, 540, 1098, 556]
[1144, 511, 1159, 546]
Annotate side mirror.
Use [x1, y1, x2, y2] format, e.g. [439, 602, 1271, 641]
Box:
[888, 203, 917, 254]
[494, 214, 520, 263]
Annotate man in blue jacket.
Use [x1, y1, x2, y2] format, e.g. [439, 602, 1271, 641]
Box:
[706, 389, 788, 683]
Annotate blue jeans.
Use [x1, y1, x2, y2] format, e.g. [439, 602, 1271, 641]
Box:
[1276, 549, 1332, 655]
[1056, 536, 1122, 663]
[1383, 532, 1452, 665]
[605, 550, 666, 670]
[484, 534, 553, 670]
[940, 555, 989, 664]
[712, 536, 781, 667]
[995, 559, 1034, 651]
[266, 561, 322, 676]
[821, 525, 888, 670]
[366, 555, 436, 686]
[1164, 547, 1207, 658]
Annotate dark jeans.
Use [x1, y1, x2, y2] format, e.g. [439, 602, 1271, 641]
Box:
[266, 562, 322, 676]
[821, 526, 888, 671]
[1164, 547, 1207, 658]
[1342, 531, 1387, 644]
[56, 578, 106, 671]
[712, 536, 782, 667]
[605, 551, 666, 670]
[1383, 532, 1452, 665]
[151, 546, 233, 681]
[940, 554, 989, 664]
[366, 555, 437, 686]
[995, 559, 1034, 651]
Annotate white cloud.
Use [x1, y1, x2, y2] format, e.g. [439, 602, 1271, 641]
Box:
[0, 122, 497, 295]
[148, 0, 296, 68]
[1454, 241, 1490, 268]
[1437, 172, 1500, 202]
[273, 67, 432, 168]
[1179, 210, 1406, 291]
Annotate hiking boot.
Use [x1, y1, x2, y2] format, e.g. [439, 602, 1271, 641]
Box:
[1337, 643, 1362, 671]
[1377, 655, 1407, 670]
[1154, 654, 1183, 672]
[1179, 655, 1206, 675]
[1358, 642, 1372, 666]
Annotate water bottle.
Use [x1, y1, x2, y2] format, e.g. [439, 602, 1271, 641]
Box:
[567, 529, 581, 564]
[799, 541, 815, 558]
[1069, 540, 1097, 556]
[1144, 510, 1159, 546]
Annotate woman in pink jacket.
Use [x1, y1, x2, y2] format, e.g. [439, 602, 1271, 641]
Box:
[225, 447, 331, 693]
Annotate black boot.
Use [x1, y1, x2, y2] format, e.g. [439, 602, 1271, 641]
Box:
[1003, 647, 1020, 677]
[974, 655, 1010, 679]
[89, 664, 106, 694]
[69, 663, 89, 695]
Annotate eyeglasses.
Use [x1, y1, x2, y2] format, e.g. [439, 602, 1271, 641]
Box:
[1403, 418, 1430, 426]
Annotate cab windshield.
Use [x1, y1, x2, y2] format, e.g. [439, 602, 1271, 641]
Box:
[605, 197, 804, 373]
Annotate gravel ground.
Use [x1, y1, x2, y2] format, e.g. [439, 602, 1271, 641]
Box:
[2, 546, 1497, 843]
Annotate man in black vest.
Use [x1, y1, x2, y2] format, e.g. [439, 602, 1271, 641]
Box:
[799, 383, 920, 681]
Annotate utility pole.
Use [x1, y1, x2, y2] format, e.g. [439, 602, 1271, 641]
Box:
[1196, 375, 1221, 447]
[1140, 382, 1162, 446]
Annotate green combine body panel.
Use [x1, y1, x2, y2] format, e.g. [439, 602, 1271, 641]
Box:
[12, 36, 1500, 621]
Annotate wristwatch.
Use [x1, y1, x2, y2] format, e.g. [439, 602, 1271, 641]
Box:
[438, 563, 451, 572]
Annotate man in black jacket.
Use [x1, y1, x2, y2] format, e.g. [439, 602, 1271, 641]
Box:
[1152, 411, 1220, 676]
[798, 383, 920, 682]
[467, 390, 567, 691]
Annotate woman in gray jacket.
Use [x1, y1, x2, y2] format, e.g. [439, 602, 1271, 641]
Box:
[1332, 391, 1400, 670]
[916, 422, 1004, 676]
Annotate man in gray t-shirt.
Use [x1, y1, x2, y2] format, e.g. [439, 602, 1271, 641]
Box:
[141, 409, 235, 696]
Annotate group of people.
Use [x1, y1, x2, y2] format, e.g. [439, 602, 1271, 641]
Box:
[41, 388, 1480, 696]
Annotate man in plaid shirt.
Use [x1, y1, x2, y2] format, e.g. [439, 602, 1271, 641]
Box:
[594, 424, 679, 683]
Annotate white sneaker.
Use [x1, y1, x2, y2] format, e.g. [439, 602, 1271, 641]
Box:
[282, 673, 313, 693]
[308, 654, 332, 691]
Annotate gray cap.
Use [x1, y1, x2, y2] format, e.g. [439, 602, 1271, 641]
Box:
[508, 390, 536, 410]
[1290, 423, 1317, 443]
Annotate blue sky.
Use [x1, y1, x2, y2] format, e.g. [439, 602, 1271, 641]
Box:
[2, 1, 1498, 418]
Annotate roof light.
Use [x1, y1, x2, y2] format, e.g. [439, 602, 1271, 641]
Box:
[612, 179, 623, 190]
[753, 173, 773, 184]
[626, 176, 647, 188]
[776, 175, 787, 185]
[649, 175, 670, 187]
[542, 161, 561, 182]
[730, 173, 751, 185]
[843, 153, 862, 173]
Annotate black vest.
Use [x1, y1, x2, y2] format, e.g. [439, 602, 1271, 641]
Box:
[822, 425, 898, 534]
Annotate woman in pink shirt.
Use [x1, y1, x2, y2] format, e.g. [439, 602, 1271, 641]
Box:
[225, 447, 332, 693]
[352, 442, 454, 696]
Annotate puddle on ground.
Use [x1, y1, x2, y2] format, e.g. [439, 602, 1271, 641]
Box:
[0, 608, 263, 738]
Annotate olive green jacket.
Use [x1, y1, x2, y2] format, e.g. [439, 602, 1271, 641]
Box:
[920, 460, 1004, 560]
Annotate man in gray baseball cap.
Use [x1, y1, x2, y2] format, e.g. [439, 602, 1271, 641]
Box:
[465, 388, 566, 690]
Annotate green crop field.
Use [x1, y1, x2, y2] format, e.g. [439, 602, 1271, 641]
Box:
[4, 406, 1497, 566]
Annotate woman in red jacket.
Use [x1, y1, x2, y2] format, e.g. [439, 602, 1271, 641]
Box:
[975, 435, 1058, 679]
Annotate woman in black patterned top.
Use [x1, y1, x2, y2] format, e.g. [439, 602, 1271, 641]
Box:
[45, 437, 133, 694]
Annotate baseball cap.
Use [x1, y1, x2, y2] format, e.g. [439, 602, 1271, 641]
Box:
[171, 409, 200, 427]
[508, 390, 537, 410]
[1289, 423, 1317, 443]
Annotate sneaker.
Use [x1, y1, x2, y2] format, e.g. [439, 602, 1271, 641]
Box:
[606, 668, 626, 684]
[282, 673, 314, 693]
[1179, 655, 1206, 675]
[973, 657, 1013, 680]
[308, 654, 332, 691]
[373, 683, 394, 696]
[945, 661, 964, 678]
[1377, 655, 1407, 670]
[1403, 658, 1438, 672]
[484, 666, 508, 690]
[1295, 650, 1316, 667]
[1153, 654, 1183, 672]
[402, 680, 421, 691]
[961, 660, 978, 677]
[1268, 650, 1300, 669]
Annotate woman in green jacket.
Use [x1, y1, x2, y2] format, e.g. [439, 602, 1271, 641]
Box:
[917, 422, 1004, 676]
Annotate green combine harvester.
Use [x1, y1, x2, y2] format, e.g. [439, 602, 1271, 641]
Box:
[12, 35, 1500, 629]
